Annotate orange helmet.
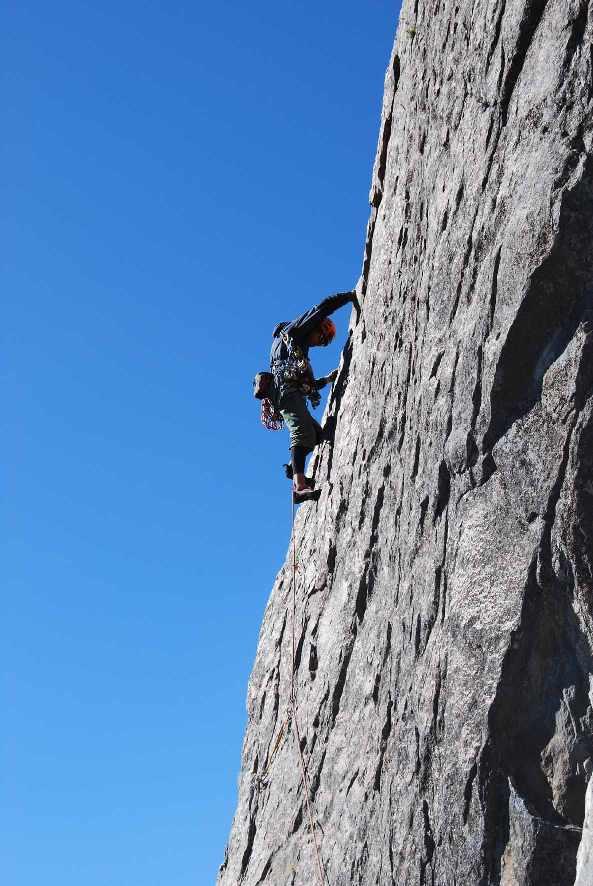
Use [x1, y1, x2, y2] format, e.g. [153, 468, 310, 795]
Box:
[319, 317, 336, 345]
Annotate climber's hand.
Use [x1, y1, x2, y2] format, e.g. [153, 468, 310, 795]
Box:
[315, 368, 339, 389]
[350, 291, 361, 322]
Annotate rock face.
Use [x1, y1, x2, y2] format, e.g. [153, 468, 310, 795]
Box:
[576, 778, 593, 884]
[219, 1, 593, 884]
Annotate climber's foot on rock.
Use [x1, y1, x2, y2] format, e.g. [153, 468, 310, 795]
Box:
[293, 487, 320, 504]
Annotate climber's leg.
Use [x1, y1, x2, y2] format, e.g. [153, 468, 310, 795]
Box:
[291, 445, 310, 493]
[283, 460, 315, 488]
[279, 391, 319, 491]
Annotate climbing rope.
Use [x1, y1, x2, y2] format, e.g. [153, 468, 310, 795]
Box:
[255, 491, 329, 883]
[289, 493, 330, 886]
[260, 398, 284, 431]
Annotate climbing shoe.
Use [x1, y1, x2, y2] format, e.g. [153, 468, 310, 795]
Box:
[283, 464, 314, 488]
[293, 488, 321, 505]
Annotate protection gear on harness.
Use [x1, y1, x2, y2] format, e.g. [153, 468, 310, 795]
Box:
[272, 332, 320, 408]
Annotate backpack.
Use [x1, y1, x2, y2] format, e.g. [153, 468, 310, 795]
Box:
[253, 371, 274, 400]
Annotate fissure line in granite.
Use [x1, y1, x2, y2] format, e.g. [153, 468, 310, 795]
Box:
[249, 496, 331, 885]
[284, 495, 329, 885]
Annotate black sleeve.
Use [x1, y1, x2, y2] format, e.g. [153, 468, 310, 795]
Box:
[288, 291, 353, 340]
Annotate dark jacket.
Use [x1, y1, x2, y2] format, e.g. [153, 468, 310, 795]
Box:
[269, 292, 352, 368]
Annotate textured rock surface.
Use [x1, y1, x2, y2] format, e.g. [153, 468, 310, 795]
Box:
[576, 778, 593, 884]
[219, 1, 593, 884]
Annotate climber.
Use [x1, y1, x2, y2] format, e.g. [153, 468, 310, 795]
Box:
[268, 290, 358, 503]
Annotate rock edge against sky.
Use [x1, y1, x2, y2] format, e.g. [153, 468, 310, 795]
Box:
[220, 1, 593, 883]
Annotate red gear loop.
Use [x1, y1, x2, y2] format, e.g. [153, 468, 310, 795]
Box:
[261, 398, 284, 431]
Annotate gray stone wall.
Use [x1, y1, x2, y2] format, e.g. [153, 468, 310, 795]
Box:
[219, 1, 593, 883]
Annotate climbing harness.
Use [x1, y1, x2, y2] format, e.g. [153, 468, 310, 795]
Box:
[272, 332, 321, 409]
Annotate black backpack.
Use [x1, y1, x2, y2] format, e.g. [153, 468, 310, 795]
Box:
[253, 371, 274, 400]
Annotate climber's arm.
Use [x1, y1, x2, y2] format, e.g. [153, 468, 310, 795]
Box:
[289, 291, 356, 340]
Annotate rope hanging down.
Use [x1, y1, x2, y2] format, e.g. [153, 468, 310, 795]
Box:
[255, 491, 329, 883]
[289, 493, 329, 886]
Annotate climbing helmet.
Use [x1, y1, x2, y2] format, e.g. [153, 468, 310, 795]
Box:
[318, 317, 336, 345]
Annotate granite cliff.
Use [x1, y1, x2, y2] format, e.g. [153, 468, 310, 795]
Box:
[219, 1, 593, 883]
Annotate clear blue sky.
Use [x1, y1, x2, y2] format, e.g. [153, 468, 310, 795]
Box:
[3, 2, 400, 883]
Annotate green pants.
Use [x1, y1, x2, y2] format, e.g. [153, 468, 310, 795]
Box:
[278, 389, 322, 451]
